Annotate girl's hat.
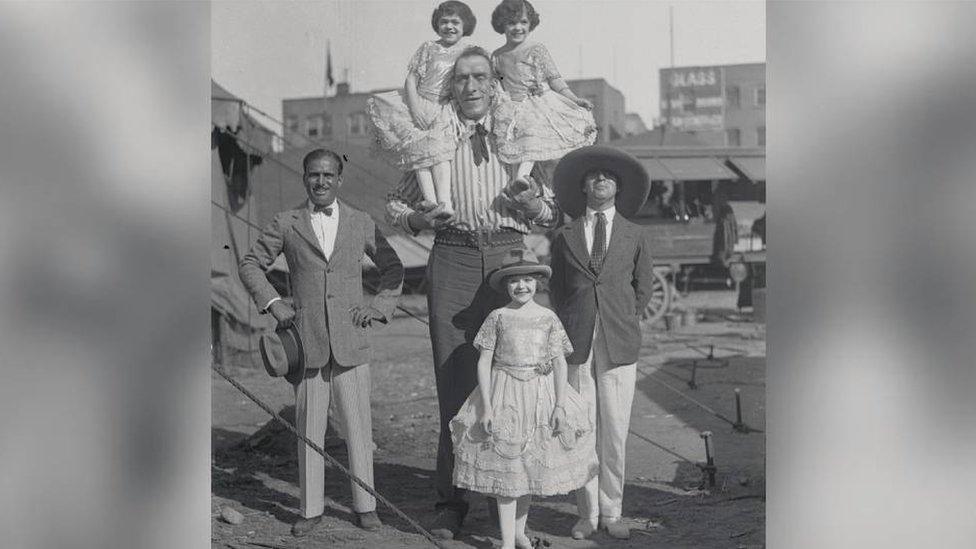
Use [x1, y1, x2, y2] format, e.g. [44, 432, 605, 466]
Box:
[553, 145, 651, 219]
[488, 247, 551, 293]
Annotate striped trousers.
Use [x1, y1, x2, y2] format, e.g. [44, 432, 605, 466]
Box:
[294, 361, 375, 517]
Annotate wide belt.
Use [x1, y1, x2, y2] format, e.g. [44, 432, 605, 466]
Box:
[434, 227, 523, 249]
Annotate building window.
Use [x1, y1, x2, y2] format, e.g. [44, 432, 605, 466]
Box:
[305, 117, 319, 138]
[303, 115, 332, 139]
[755, 86, 766, 106]
[726, 128, 741, 147]
[726, 86, 740, 109]
[348, 112, 367, 136]
[285, 116, 299, 134]
[757, 126, 766, 146]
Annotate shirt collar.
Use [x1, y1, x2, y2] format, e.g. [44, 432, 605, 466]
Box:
[307, 199, 339, 216]
[585, 205, 616, 223]
[460, 112, 492, 133]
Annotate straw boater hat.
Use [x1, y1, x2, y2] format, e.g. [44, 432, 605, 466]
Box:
[552, 145, 651, 219]
[487, 247, 552, 293]
[259, 324, 305, 384]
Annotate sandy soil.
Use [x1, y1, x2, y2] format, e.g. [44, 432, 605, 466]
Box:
[212, 291, 765, 549]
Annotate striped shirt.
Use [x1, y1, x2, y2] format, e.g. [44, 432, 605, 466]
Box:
[386, 116, 559, 234]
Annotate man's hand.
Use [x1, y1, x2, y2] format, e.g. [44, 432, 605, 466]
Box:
[501, 175, 543, 219]
[407, 203, 454, 232]
[349, 304, 383, 328]
[269, 300, 296, 329]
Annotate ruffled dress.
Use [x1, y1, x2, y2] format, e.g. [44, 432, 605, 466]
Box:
[367, 40, 466, 170]
[491, 42, 597, 164]
[450, 307, 598, 498]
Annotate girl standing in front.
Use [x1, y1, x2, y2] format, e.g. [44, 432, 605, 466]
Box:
[450, 248, 597, 549]
[367, 1, 476, 216]
[490, 0, 597, 193]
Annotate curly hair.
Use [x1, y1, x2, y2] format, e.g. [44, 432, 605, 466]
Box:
[431, 1, 477, 36]
[491, 0, 540, 34]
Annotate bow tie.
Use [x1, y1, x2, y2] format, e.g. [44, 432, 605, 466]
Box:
[469, 123, 490, 166]
[313, 204, 334, 215]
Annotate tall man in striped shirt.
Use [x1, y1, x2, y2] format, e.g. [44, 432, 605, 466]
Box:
[386, 46, 560, 540]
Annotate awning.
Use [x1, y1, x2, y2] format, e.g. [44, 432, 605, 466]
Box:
[637, 158, 675, 181]
[728, 157, 765, 181]
[658, 157, 737, 180]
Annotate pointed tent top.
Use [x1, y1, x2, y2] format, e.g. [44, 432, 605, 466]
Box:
[212, 80, 241, 102]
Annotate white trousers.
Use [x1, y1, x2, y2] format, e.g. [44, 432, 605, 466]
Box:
[567, 315, 637, 522]
[294, 361, 375, 517]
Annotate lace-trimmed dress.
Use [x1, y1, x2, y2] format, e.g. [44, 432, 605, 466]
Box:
[491, 42, 597, 164]
[367, 40, 465, 170]
[450, 307, 598, 498]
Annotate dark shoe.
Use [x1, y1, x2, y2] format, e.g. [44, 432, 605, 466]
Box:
[355, 511, 382, 531]
[291, 514, 323, 537]
[429, 507, 465, 540]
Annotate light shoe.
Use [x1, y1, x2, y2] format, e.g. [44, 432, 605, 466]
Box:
[571, 518, 598, 539]
[600, 518, 631, 539]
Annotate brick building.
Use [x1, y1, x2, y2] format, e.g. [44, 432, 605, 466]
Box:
[659, 63, 765, 147]
[282, 78, 646, 150]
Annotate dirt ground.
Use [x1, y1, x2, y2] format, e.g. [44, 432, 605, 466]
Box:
[212, 290, 765, 549]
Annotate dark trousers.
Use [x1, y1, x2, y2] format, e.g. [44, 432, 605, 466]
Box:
[426, 237, 523, 512]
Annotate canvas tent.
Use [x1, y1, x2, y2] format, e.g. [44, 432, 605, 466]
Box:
[211, 81, 278, 364]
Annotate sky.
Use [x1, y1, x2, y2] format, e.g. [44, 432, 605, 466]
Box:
[212, 0, 765, 129]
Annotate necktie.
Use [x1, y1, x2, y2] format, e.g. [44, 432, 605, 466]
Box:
[470, 123, 490, 166]
[590, 212, 607, 274]
[314, 204, 334, 215]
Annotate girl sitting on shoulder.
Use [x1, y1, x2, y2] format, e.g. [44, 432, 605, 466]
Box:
[368, 1, 477, 216]
[490, 0, 597, 195]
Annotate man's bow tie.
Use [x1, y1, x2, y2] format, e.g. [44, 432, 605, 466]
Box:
[313, 204, 334, 215]
[469, 122, 490, 166]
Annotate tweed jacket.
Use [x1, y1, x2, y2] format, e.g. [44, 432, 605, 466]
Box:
[548, 214, 655, 365]
[239, 202, 403, 370]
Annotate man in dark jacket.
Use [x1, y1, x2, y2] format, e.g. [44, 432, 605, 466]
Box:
[548, 146, 655, 541]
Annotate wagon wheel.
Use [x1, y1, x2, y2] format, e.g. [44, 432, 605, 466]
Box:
[641, 269, 671, 325]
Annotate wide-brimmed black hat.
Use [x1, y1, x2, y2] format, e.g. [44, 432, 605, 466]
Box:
[487, 247, 552, 293]
[553, 145, 651, 219]
[259, 324, 305, 383]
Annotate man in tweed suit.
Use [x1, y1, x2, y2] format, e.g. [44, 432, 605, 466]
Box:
[548, 145, 655, 541]
[239, 148, 403, 535]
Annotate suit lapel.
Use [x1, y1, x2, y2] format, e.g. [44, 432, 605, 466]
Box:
[293, 207, 327, 260]
[603, 215, 632, 268]
[563, 217, 591, 271]
[330, 202, 354, 265]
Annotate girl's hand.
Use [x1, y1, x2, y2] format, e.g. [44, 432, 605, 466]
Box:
[478, 405, 493, 434]
[550, 405, 568, 435]
[575, 97, 594, 110]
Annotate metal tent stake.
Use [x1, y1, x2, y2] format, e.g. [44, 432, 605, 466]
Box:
[700, 431, 717, 487]
[733, 388, 749, 433]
